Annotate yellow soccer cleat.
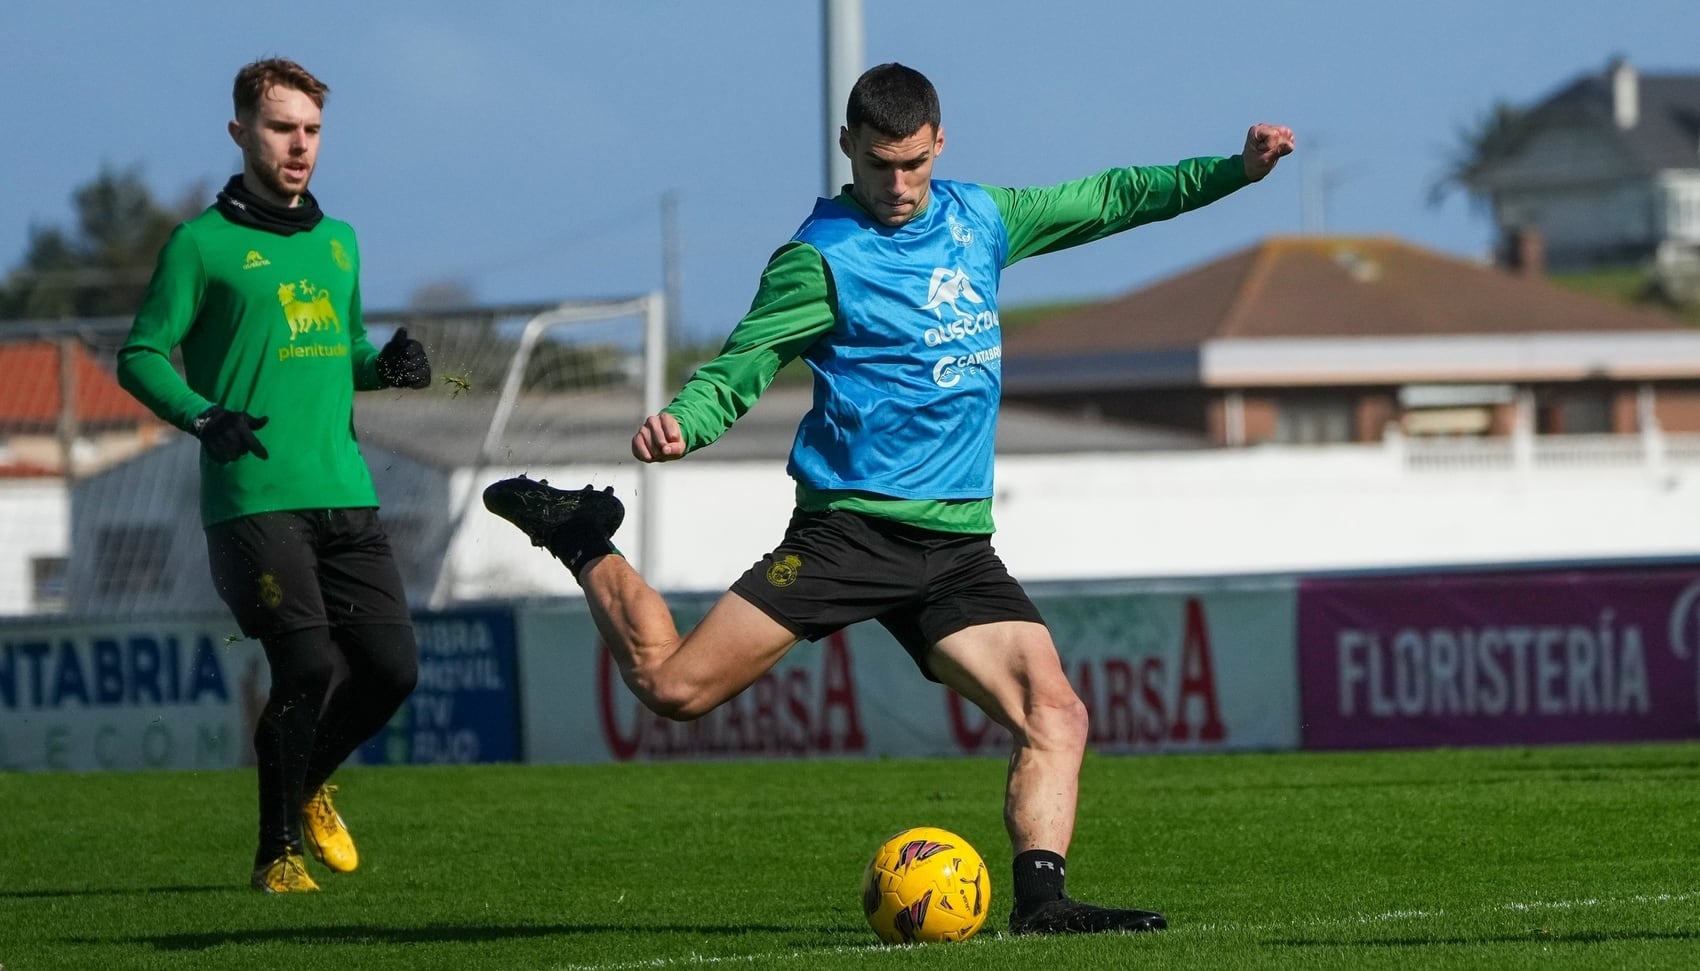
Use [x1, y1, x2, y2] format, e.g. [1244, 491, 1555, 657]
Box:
[251, 851, 321, 893]
[302, 784, 359, 873]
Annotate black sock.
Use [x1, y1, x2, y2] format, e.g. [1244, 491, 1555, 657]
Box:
[546, 522, 619, 578]
[1012, 849, 1067, 914]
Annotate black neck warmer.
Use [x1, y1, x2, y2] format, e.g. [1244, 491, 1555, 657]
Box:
[215, 174, 324, 235]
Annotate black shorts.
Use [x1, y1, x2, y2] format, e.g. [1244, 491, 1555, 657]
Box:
[730, 509, 1045, 681]
[205, 508, 412, 640]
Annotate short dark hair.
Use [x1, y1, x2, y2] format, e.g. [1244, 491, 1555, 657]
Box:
[232, 58, 329, 118]
[845, 63, 939, 139]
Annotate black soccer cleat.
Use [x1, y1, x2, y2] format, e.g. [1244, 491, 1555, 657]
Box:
[482, 475, 625, 548]
[1007, 896, 1167, 935]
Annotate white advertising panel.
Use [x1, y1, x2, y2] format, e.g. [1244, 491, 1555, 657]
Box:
[516, 578, 1300, 763]
[0, 608, 525, 772]
[0, 614, 266, 772]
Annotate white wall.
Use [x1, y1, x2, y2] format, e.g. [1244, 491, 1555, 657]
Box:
[15, 435, 1700, 615]
[0, 479, 67, 614]
[439, 435, 1700, 602]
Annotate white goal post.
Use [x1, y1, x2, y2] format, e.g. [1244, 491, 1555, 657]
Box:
[439, 293, 668, 604]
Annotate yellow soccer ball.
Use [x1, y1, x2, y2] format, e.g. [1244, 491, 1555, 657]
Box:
[860, 826, 991, 943]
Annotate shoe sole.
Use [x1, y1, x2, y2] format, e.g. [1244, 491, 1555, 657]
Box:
[483, 479, 625, 541]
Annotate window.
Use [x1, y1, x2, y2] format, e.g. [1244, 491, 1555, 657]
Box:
[31, 556, 68, 613]
[1402, 408, 1492, 436]
[1662, 181, 1700, 242]
[1276, 396, 1355, 444]
[1537, 389, 1613, 435]
[1398, 384, 1511, 438]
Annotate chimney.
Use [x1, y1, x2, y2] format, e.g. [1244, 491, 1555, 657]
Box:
[1611, 57, 1638, 129]
[1502, 225, 1545, 276]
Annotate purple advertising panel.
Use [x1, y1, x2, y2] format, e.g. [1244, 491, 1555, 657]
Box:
[1298, 565, 1700, 749]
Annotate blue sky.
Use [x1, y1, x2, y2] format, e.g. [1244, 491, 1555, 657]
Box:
[3, 1, 1697, 342]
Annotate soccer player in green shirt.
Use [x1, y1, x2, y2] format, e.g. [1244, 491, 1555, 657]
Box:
[487, 63, 1293, 933]
[118, 58, 431, 893]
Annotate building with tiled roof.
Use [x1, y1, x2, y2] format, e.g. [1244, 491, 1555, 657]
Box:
[1003, 235, 1700, 445]
[0, 339, 154, 428]
[0, 338, 163, 478]
[1467, 58, 1700, 276]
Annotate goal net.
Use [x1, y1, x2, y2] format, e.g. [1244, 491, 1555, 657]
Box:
[0, 295, 665, 619]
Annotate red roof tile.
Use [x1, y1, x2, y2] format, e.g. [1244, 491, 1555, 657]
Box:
[1004, 236, 1690, 356]
[0, 340, 156, 426]
[0, 459, 59, 478]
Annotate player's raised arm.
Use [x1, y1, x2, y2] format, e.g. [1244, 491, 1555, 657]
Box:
[1243, 123, 1295, 181]
[991, 122, 1295, 266]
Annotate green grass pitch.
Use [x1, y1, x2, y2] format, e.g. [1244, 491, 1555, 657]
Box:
[2, 743, 1697, 970]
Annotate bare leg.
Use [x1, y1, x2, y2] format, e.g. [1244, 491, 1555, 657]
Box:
[578, 554, 800, 720]
[930, 620, 1166, 934]
[482, 478, 798, 721]
[926, 620, 1087, 854]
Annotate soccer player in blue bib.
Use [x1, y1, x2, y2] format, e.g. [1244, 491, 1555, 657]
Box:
[487, 62, 1293, 934]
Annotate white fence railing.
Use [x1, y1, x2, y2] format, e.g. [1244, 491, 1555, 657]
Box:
[1395, 430, 1700, 475]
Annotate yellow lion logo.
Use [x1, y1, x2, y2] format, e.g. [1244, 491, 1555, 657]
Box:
[276, 279, 343, 340]
[766, 554, 802, 587]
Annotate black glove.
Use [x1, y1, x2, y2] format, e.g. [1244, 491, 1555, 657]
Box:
[376, 327, 432, 389]
[192, 406, 270, 463]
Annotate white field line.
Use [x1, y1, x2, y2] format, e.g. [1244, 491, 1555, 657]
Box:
[536, 890, 1700, 971]
[1182, 889, 1700, 936]
[540, 943, 899, 971]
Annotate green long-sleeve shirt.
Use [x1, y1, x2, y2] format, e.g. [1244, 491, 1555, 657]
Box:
[665, 155, 1251, 534]
[117, 207, 387, 526]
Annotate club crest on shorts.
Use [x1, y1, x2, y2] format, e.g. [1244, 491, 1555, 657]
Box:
[766, 554, 802, 587]
[258, 573, 284, 609]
